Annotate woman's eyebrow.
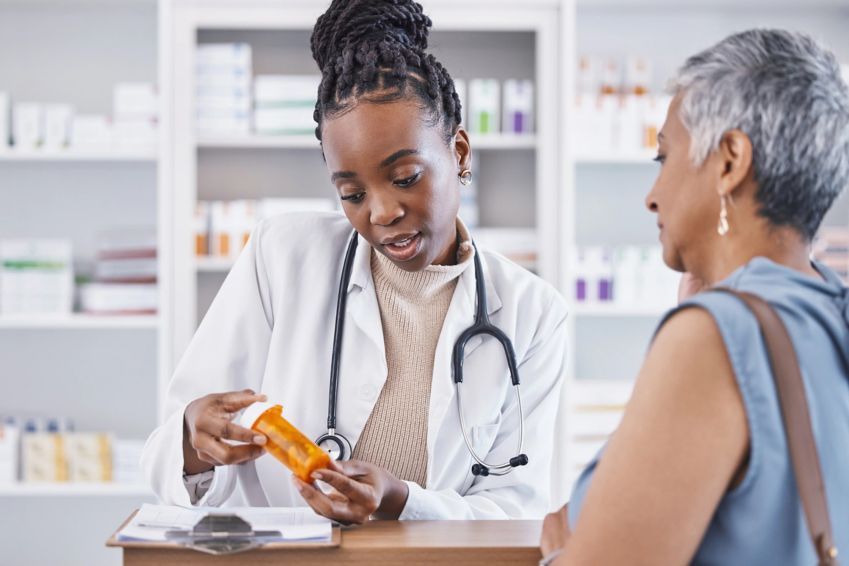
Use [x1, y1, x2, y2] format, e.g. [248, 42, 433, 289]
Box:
[380, 149, 419, 168]
[331, 170, 357, 182]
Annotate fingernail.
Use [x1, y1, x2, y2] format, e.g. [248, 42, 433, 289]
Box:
[312, 471, 324, 481]
[253, 435, 266, 445]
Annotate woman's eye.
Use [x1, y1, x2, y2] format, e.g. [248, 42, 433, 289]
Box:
[340, 192, 365, 203]
[395, 172, 421, 188]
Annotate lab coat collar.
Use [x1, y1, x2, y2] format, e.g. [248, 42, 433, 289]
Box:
[346, 231, 503, 318]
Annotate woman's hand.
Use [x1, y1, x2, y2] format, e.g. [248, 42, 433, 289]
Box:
[182, 389, 268, 475]
[293, 460, 410, 525]
[540, 504, 571, 564]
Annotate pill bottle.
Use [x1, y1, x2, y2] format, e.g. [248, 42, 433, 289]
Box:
[241, 402, 330, 482]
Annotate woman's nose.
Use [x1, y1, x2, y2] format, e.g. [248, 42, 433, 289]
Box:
[370, 195, 404, 226]
[645, 186, 659, 213]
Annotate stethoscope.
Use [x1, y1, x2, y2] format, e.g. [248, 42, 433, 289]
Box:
[315, 231, 529, 477]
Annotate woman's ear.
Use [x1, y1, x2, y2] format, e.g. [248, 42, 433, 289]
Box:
[453, 127, 472, 173]
[717, 129, 754, 198]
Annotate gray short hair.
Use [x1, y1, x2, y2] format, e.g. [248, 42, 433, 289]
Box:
[670, 29, 849, 240]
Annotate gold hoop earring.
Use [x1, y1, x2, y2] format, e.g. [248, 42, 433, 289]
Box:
[459, 170, 472, 186]
[717, 195, 730, 236]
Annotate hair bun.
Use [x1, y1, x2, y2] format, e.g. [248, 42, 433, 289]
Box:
[311, 0, 431, 72]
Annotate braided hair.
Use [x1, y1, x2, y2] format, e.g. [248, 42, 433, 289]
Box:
[310, 0, 462, 143]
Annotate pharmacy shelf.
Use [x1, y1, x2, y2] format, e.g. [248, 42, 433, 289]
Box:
[0, 483, 153, 497]
[574, 149, 658, 164]
[0, 148, 157, 162]
[195, 256, 235, 272]
[197, 134, 318, 149]
[0, 314, 159, 329]
[572, 304, 670, 317]
[196, 133, 537, 151]
[473, 134, 537, 150]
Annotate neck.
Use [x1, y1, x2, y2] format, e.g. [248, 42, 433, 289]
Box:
[432, 219, 462, 266]
[693, 224, 816, 286]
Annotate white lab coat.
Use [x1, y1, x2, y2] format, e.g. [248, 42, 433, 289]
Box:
[142, 212, 568, 519]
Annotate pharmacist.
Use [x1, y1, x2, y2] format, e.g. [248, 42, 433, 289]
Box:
[142, 0, 567, 524]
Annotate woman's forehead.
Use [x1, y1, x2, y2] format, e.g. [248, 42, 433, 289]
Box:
[321, 100, 443, 168]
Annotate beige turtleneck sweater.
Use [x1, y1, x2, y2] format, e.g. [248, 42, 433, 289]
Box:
[351, 221, 474, 487]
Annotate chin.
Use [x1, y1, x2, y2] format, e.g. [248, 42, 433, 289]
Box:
[662, 246, 686, 273]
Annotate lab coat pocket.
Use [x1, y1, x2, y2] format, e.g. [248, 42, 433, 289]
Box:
[470, 421, 501, 457]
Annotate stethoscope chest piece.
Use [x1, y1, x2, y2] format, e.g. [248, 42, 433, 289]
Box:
[315, 430, 352, 462]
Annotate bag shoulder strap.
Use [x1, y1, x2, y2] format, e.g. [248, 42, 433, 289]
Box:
[712, 287, 839, 566]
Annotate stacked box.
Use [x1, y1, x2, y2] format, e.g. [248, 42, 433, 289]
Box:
[502, 80, 534, 134]
[253, 75, 320, 135]
[79, 228, 157, 314]
[0, 92, 9, 150]
[113, 83, 158, 148]
[0, 239, 73, 315]
[468, 79, 499, 134]
[196, 43, 253, 135]
[43, 104, 73, 149]
[12, 102, 43, 149]
[21, 432, 112, 483]
[196, 198, 336, 258]
[0, 420, 20, 483]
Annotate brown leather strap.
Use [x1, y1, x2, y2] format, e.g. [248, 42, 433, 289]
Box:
[713, 288, 839, 565]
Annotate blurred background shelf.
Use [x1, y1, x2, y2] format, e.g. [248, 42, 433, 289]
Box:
[0, 148, 157, 162]
[574, 149, 657, 164]
[0, 483, 153, 497]
[572, 304, 669, 317]
[195, 256, 235, 272]
[196, 133, 536, 150]
[0, 314, 159, 329]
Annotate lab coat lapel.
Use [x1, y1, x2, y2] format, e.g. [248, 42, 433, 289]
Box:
[337, 235, 388, 445]
[427, 250, 503, 464]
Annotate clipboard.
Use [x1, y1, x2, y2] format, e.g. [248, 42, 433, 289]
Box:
[107, 509, 341, 554]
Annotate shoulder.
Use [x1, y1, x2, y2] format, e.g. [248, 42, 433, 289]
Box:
[254, 211, 352, 267]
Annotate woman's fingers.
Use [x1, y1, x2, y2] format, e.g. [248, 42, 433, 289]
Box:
[294, 478, 366, 525]
[312, 468, 374, 507]
[215, 418, 266, 445]
[217, 390, 267, 412]
[193, 432, 265, 466]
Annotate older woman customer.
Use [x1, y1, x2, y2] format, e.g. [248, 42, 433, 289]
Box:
[541, 29, 849, 565]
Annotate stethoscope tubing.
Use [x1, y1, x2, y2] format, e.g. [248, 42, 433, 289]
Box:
[319, 230, 527, 476]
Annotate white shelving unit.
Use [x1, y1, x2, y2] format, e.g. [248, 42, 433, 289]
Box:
[0, 483, 152, 497]
[0, 148, 157, 162]
[0, 1, 164, 564]
[0, 314, 159, 329]
[196, 133, 537, 150]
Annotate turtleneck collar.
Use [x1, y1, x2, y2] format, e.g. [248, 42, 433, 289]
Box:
[370, 218, 474, 303]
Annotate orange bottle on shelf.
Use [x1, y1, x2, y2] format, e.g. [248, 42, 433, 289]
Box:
[241, 403, 331, 482]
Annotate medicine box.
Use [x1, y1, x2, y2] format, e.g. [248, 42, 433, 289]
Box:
[468, 79, 499, 135]
[43, 104, 73, 149]
[13, 102, 43, 149]
[0, 422, 19, 483]
[0, 92, 9, 150]
[0, 239, 74, 315]
[502, 79, 533, 134]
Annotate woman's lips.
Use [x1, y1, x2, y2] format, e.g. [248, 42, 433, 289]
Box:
[382, 232, 422, 262]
